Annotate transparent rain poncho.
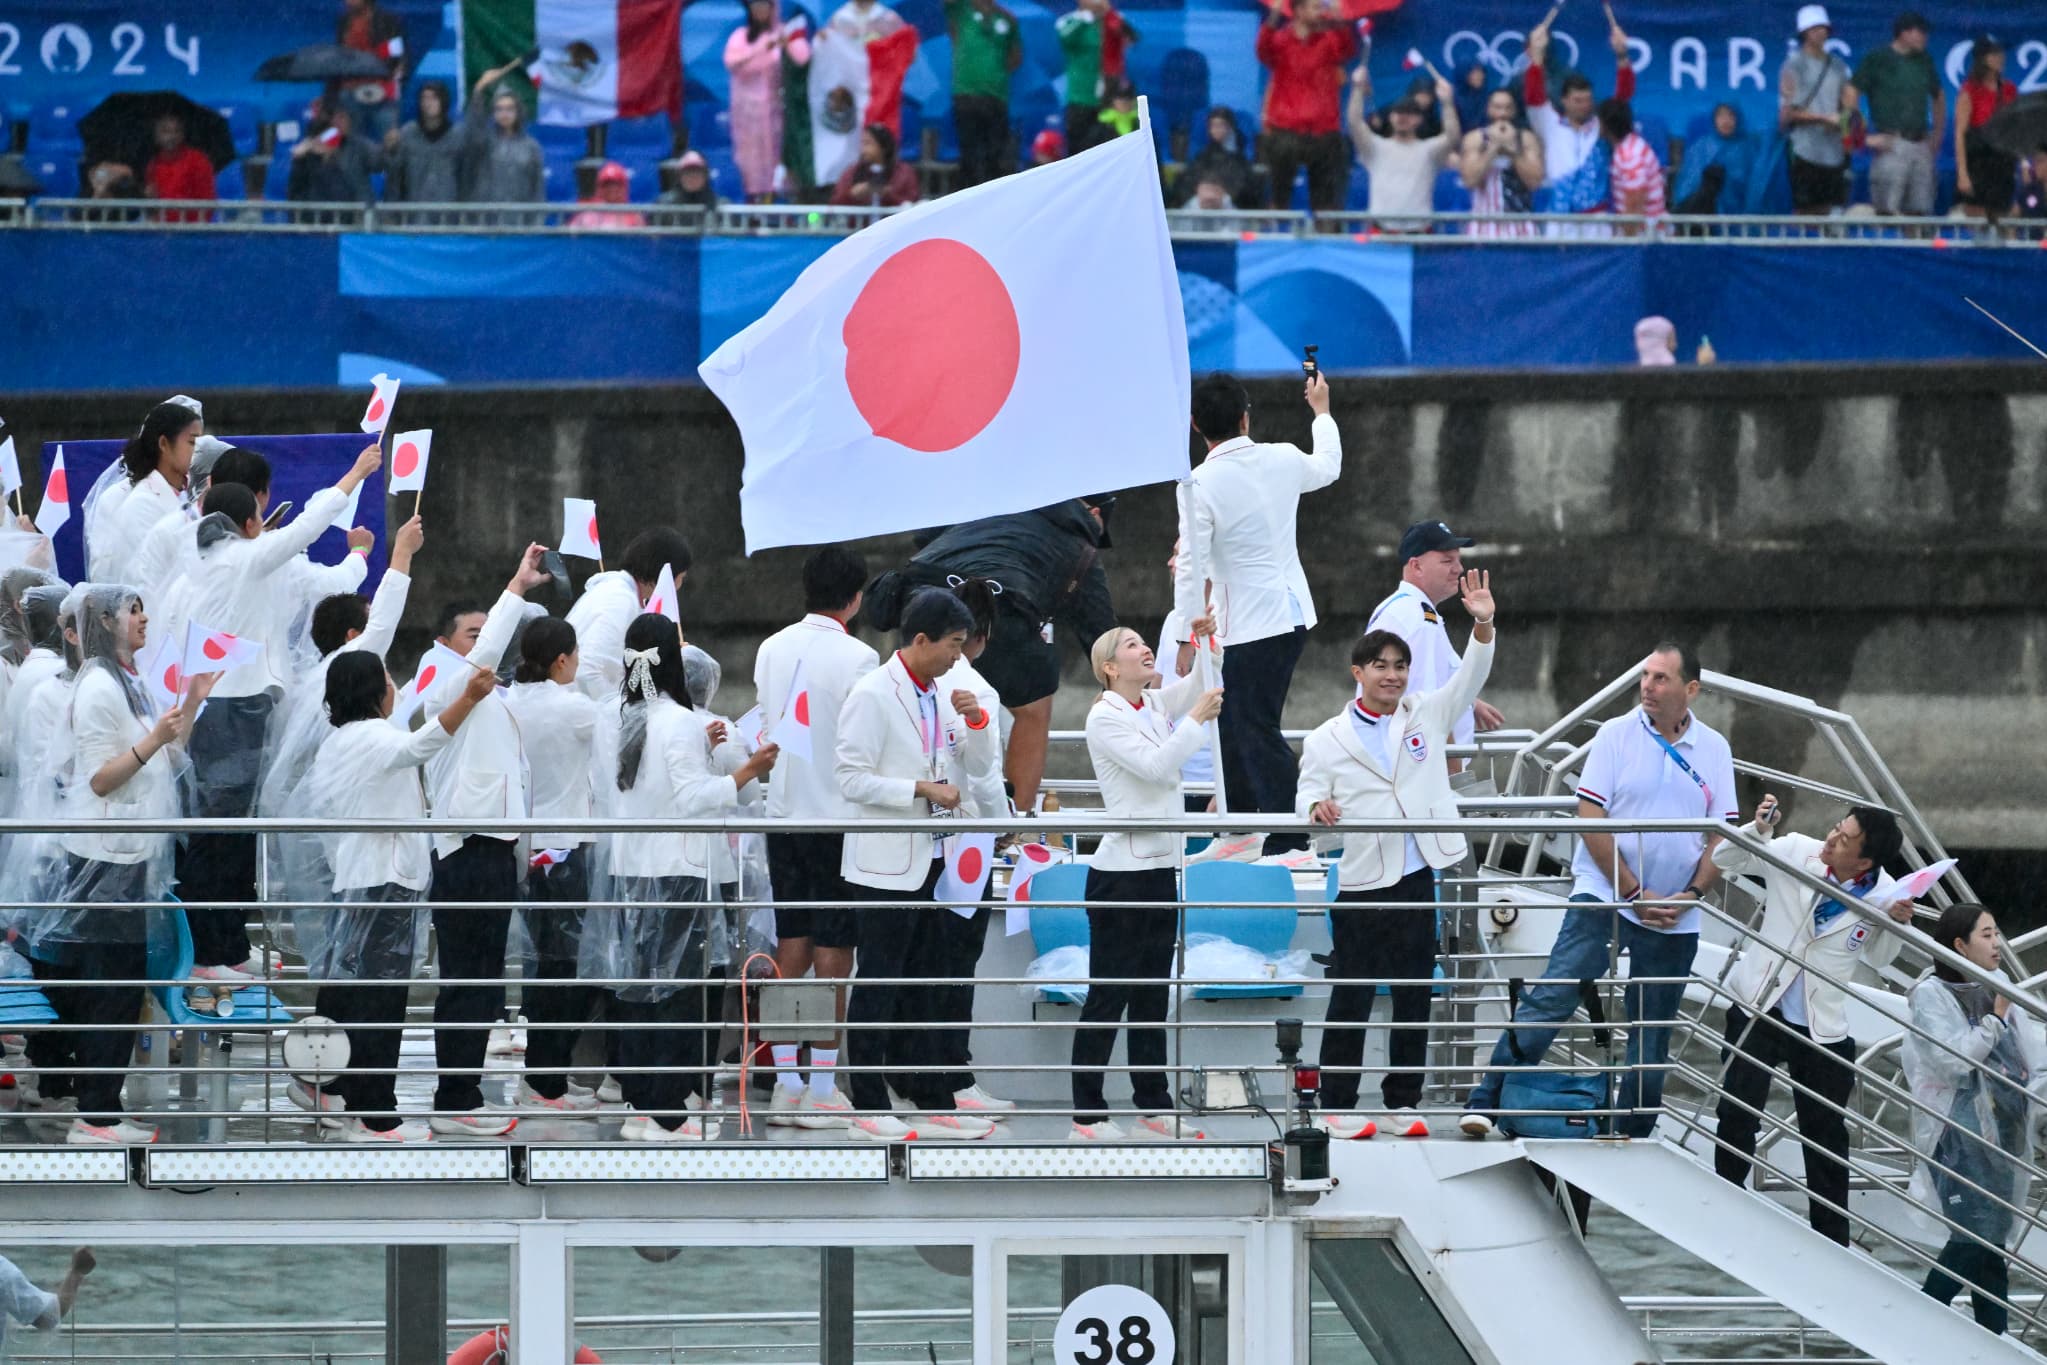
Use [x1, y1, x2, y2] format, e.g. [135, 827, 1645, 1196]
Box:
[6, 585, 180, 960]
[504, 674, 604, 975]
[1903, 974, 2047, 1246]
[683, 643, 770, 955]
[579, 681, 735, 1002]
[0, 578, 70, 808]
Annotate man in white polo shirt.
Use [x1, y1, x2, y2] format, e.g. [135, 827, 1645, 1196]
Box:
[1462, 641, 1738, 1138]
[1172, 369, 1340, 865]
[1364, 520, 1506, 773]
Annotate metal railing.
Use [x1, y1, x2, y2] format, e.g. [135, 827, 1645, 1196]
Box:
[1, 195, 2033, 245]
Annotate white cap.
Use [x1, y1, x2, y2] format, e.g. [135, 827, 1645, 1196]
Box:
[1795, 4, 1831, 34]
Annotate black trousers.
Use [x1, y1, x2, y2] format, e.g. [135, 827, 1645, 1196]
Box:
[1220, 627, 1307, 853]
[844, 862, 950, 1112]
[1072, 867, 1177, 1121]
[1715, 1004, 1858, 1245]
[429, 836, 518, 1111]
[929, 904, 990, 1095]
[315, 977, 410, 1132]
[521, 854, 593, 1100]
[1927, 1235, 2012, 1334]
[1064, 103, 1101, 156]
[1320, 868, 1438, 1112]
[29, 942, 146, 1125]
[180, 694, 274, 968]
[611, 983, 711, 1131]
[953, 94, 1012, 187]
[1260, 127, 1348, 211]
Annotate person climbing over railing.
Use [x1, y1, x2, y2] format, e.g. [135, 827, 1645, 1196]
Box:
[1708, 795, 1912, 1244]
[1903, 901, 2045, 1336]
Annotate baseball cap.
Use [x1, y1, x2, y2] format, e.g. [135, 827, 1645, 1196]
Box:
[1031, 128, 1066, 161]
[675, 150, 708, 171]
[596, 160, 629, 185]
[1397, 520, 1475, 561]
[1795, 5, 1831, 35]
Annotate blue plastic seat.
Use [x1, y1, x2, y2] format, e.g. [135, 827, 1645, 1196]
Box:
[1182, 862, 1304, 1000]
[22, 151, 78, 199]
[148, 902, 292, 1029]
[29, 98, 86, 146]
[213, 158, 246, 201]
[0, 967, 55, 1028]
[212, 102, 261, 155]
[1025, 863, 1093, 1006]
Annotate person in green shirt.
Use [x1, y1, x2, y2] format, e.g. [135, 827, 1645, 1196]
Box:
[1056, 0, 1139, 156]
[1854, 11, 1945, 215]
[1096, 76, 1139, 142]
[946, 0, 1023, 186]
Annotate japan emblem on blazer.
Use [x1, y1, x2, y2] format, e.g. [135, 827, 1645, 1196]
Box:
[1847, 923, 1870, 949]
[1405, 733, 1428, 762]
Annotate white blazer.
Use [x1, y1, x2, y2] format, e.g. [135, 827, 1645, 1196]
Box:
[833, 652, 1001, 891]
[607, 696, 739, 880]
[1712, 827, 1903, 1045]
[1172, 415, 1342, 648]
[754, 613, 880, 820]
[1085, 674, 1210, 871]
[564, 570, 642, 703]
[1296, 634, 1494, 891]
[420, 590, 530, 856]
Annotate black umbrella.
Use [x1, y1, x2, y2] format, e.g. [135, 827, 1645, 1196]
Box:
[76, 91, 237, 174]
[1979, 92, 2047, 159]
[0, 159, 42, 197]
[256, 43, 390, 83]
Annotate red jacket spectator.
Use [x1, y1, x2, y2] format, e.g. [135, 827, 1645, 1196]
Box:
[1256, 12, 1357, 136]
[146, 144, 217, 222]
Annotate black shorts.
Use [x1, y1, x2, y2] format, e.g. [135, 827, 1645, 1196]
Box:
[766, 831, 858, 949]
[1789, 154, 1847, 210]
[973, 607, 1061, 708]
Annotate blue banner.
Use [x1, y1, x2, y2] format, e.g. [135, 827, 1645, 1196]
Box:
[41, 435, 388, 589]
[0, 0, 449, 128]
[6, 231, 2047, 388]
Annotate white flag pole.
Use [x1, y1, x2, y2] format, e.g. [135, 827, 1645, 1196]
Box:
[1176, 478, 1229, 817]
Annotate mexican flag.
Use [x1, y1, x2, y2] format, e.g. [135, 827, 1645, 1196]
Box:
[800, 4, 919, 187]
[463, 0, 683, 127]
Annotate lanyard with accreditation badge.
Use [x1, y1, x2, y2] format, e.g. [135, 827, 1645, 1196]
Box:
[1642, 711, 1712, 813]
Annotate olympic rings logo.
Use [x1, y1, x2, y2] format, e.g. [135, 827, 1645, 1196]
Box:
[1442, 29, 1577, 79]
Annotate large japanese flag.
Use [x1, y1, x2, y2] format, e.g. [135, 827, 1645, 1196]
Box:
[470, 0, 684, 127]
[703, 119, 1189, 554]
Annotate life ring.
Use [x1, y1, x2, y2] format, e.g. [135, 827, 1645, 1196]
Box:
[447, 1327, 600, 1363]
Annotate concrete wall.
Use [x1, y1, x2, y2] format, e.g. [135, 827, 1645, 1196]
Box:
[9, 361, 2044, 848]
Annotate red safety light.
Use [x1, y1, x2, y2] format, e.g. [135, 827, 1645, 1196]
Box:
[1293, 1065, 1321, 1093]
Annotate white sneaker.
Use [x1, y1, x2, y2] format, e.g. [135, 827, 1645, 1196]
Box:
[1069, 1119, 1128, 1141]
[1386, 1108, 1430, 1139]
[1128, 1113, 1206, 1141]
[1317, 1113, 1378, 1141]
[565, 1078, 596, 1099]
[428, 1112, 517, 1138]
[1459, 1112, 1496, 1139]
[953, 1084, 1017, 1116]
[486, 1022, 528, 1058]
[189, 963, 255, 987]
[767, 1086, 810, 1127]
[288, 1079, 347, 1130]
[1187, 833, 1265, 864]
[627, 1117, 706, 1143]
[239, 948, 283, 977]
[847, 1114, 917, 1142]
[1267, 848, 1323, 872]
[596, 1077, 623, 1105]
[795, 1087, 853, 1130]
[344, 1119, 433, 1144]
[66, 1118, 157, 1145]
[515, 1080, 597, 1113]
[916, 1112, 996, 1141]
[617, 1114, 649, 1141]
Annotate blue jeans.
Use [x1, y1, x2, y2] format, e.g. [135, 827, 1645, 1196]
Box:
[1466, 894, 1699, 1138]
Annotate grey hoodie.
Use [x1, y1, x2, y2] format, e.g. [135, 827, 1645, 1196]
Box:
[459, 88, 545, 203]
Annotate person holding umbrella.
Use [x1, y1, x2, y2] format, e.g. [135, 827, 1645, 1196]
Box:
[143, 112, 216, 221]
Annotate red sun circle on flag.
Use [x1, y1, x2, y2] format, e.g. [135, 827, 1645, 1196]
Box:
[793, 691, 810, 726]
[1020, 843, 1052, 863]
[162, 663, 180, 694]
[46, 468, 67, 502]
[366, 395, 387, 424]
[394, 440, 421, 477]
[586, 515, 599, 544]
[416, 664, 437, 691]
[956, 846, 984, 885]
[842, 238, 1021, 452]
[202, 635, 229, 661]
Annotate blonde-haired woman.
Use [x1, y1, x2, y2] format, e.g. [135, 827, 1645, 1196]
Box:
[1072, 624, 1222, 1141]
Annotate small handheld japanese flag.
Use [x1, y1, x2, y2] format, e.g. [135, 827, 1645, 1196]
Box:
[360, 373, 401, 436]
[134, 631, 183, 710]
[32, 446, 69, 537]
[766, 659, 814, 762]
[181, 621, 263, 678]
[645, 562, 680, 623]
[387, 430, 432, 493]
[1882, 858, 1959, 907]
[393, 640, 478, 726]
[1401, 47, 1425, 70]
[735, 704, 766, 749]
[1003, 840, 1073, 934]
[0, 434, 20, 499]
[331, 480, 363, 534]
[561, 498, 602, 560]
[935, 832, 996, 920]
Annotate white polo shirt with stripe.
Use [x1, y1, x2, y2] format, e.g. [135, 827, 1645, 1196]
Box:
[1571, 707, 1739, 935]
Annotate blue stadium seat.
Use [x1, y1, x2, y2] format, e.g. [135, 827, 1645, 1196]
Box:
[532, 122, 588, 155]
[1432, 167, 1470, 215]
[899, 100, 924, 155]
[211, 102, 261, 155]
[685, 102, 730, 151]
[1344, 168, 1370, 212]
[0, 956, 55, 1029]
[214, 158, 246, 201]
[609, 112, 674, 156]
[265, 148, 296, 200]
[1024, 863, 1093, 1006]
[30, 98, 87, 147]
[705, 148, 744, 200]
[23, 151, 78, 199]
[543, 148, 583, 201]
[1182, 862, 1304, 1001]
